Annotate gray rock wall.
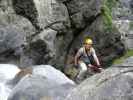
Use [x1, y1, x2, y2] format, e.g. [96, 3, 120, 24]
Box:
[0, 0, 126, 68]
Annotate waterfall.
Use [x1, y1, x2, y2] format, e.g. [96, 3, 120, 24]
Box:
[0, 64, 20, 100]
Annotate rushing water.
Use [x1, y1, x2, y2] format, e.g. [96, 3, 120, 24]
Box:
[0, 64, 20, 100]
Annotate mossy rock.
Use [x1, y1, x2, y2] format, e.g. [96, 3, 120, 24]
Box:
[113, 50, 133, 64]
[130, 21, 133, 30]
[64, 65, 79, 80]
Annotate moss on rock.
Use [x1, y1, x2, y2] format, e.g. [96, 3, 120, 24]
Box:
[113, 50, 133, 64]
[101, 0, 118, 33]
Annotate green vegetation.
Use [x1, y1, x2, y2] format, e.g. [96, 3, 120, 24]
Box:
[64, 66, 78, 79]
[101, 5, 112, 31]
[105, 0, 118, 11]
[113, 50, 133, 64]
[129, 21, 133, 30]
[101, 0, 118, 32]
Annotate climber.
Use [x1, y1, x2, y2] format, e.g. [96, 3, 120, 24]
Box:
[74, 37, 103, 80]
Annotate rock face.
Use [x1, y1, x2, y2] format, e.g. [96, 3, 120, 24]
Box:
[8, 65, 75, 100]
[0, 0, 36, 66]
[65, 57, 133, 100]
[0, 0, 126, 68]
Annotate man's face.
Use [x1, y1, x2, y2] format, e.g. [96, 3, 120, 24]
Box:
[84, 43, 92, 50]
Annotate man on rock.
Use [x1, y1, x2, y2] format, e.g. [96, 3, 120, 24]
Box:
[74, 37, 103, 81]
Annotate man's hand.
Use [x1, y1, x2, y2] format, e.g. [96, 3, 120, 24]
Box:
[97, 65, 104, 70]
[97, 65, 101, 68]
[88, 64, 94, 68]
[88, 64, 104, 72]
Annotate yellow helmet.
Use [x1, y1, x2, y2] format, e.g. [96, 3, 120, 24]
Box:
[84, 38, 93, 45]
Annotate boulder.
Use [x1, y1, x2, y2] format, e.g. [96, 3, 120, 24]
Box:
[12, 0, 71, 31]
[66, 0, 102, 29]
[0, 0, 72, 67]
[0, 24, 34, 66]
[65, 57, 133, 100]
[0, 0, 36, 66]
[8, 65, 75, 100]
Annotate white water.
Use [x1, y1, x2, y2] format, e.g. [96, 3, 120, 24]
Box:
[0, 64, 20, 100]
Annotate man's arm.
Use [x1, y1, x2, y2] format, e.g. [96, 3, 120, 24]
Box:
[92, 48, 100, 66]
[74, 48, 82, 66]
[74, 54, 78, 66]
